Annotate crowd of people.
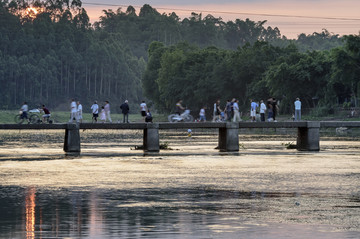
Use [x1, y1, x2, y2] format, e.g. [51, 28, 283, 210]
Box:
[18, 97, 302, 124]
[18, 99, 153, 124]
[196, 97, 302, 122]
[69, 99, 153, 123]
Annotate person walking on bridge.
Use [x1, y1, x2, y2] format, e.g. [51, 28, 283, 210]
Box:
[294, 98, 302, 121]
[20, 102, 30, 124]
[140, 100, 147, 120]
[250, 99, 258, 122]
[225, 99, 232, 122]
[104, 100, 112, 123]
[213, 99, 222, 122]
[120, 100, 130, 123]
[233, 99, 241, 122]
[69, 99, 77, 123]
[77, 101, 83, 123]
[91, 101, 99, 123]
[41, 105, 51, 123]
[260, 100, 266, 122]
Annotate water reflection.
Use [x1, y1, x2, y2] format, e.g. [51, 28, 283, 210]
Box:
[0, 186, 359, 238]
[25, 187, 36, 239]
[89, 192, 104, 238]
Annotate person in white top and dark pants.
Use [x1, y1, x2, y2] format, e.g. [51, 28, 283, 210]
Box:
[69, 99, 77, 123]
[260, 100, 267, 122]
[294, 98, 301, 121]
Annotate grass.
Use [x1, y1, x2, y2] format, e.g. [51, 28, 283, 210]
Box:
[282, 141, 297, 149]
[0, 110, 168, 124]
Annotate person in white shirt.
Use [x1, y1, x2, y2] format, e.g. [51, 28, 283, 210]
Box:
[294, 98, 302, 121]
[91, 101, 99, 123]
[260, 100, 267, 122]
[20, 101, 30, 123]
[77, 101, 83, 123]
[69, 99, 77, 123]
[140, 101, 147, 119]
[104, 100, 112, 123]
[199, 107, 206, 122]
[233, 99, 241, 122]
[250, 99, 259, 122]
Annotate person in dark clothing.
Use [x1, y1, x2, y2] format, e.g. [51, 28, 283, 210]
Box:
[225, 99, 232, 122]
[230, 98, 235, 119]
[272, 98, 278, 121]
[176, 100, 185, 115]
[120, 100, 130, 123]
[41, 105, 51, 123]
[267, 98, 273, 121]
[145, 110, 153, 123]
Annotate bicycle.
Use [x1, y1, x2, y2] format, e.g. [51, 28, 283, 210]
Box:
[14, 109, 41, 124]
[168, 109, 194, 122]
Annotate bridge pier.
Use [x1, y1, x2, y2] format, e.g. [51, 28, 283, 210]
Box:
[297, 122, 320, 151]
[64, 124, 81, 155]
[218, 122, 239, 152]
[143, 123, 159, 152]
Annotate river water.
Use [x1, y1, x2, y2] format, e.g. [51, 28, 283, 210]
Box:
[0, 129, 359, 238]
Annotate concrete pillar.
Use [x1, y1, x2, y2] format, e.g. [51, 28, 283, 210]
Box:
[297, 121, 320, 151]
[143, 123, 159, 152]
[218, 122, 239, 152]
[64, 123, 80, 155]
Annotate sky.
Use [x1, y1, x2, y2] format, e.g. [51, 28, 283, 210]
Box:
[82, 0, 360, 39]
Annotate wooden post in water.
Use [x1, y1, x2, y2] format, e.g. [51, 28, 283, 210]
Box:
[218, 122, 239, 152]
[64, 123, 81, 155]
[297, 121, 320, 151]
[143, 123, 159, 152]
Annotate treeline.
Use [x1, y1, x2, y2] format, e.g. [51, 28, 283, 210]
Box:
[143, 35, 360, 114]
[0, 0, 351, 111]
[97, 4, 344, 59]
[0, 0, 145, 109]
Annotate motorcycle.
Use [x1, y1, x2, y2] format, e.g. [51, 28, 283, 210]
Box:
[168, 109, 194, 122]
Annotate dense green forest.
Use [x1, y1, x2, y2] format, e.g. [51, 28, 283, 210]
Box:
[0, 0, 358, 114]
[0, 0, 145, 110]
[143, 36, 360, 114]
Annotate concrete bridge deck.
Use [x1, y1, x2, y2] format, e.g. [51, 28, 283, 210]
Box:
[2, 121, 359, 130]
[1, 121, 359, 155]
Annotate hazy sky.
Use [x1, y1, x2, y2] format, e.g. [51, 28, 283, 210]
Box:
[82, 0, 360, 38]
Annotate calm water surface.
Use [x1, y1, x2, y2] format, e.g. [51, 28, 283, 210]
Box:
[0, 130, 359, 238]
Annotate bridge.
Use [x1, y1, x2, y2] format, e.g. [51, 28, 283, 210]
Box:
[1, 121, 359, 155]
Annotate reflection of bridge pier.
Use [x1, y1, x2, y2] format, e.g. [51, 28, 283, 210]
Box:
[2, 121, 360, 155]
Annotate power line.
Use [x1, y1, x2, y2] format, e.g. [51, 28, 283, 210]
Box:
[82, 2, 360, 21]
